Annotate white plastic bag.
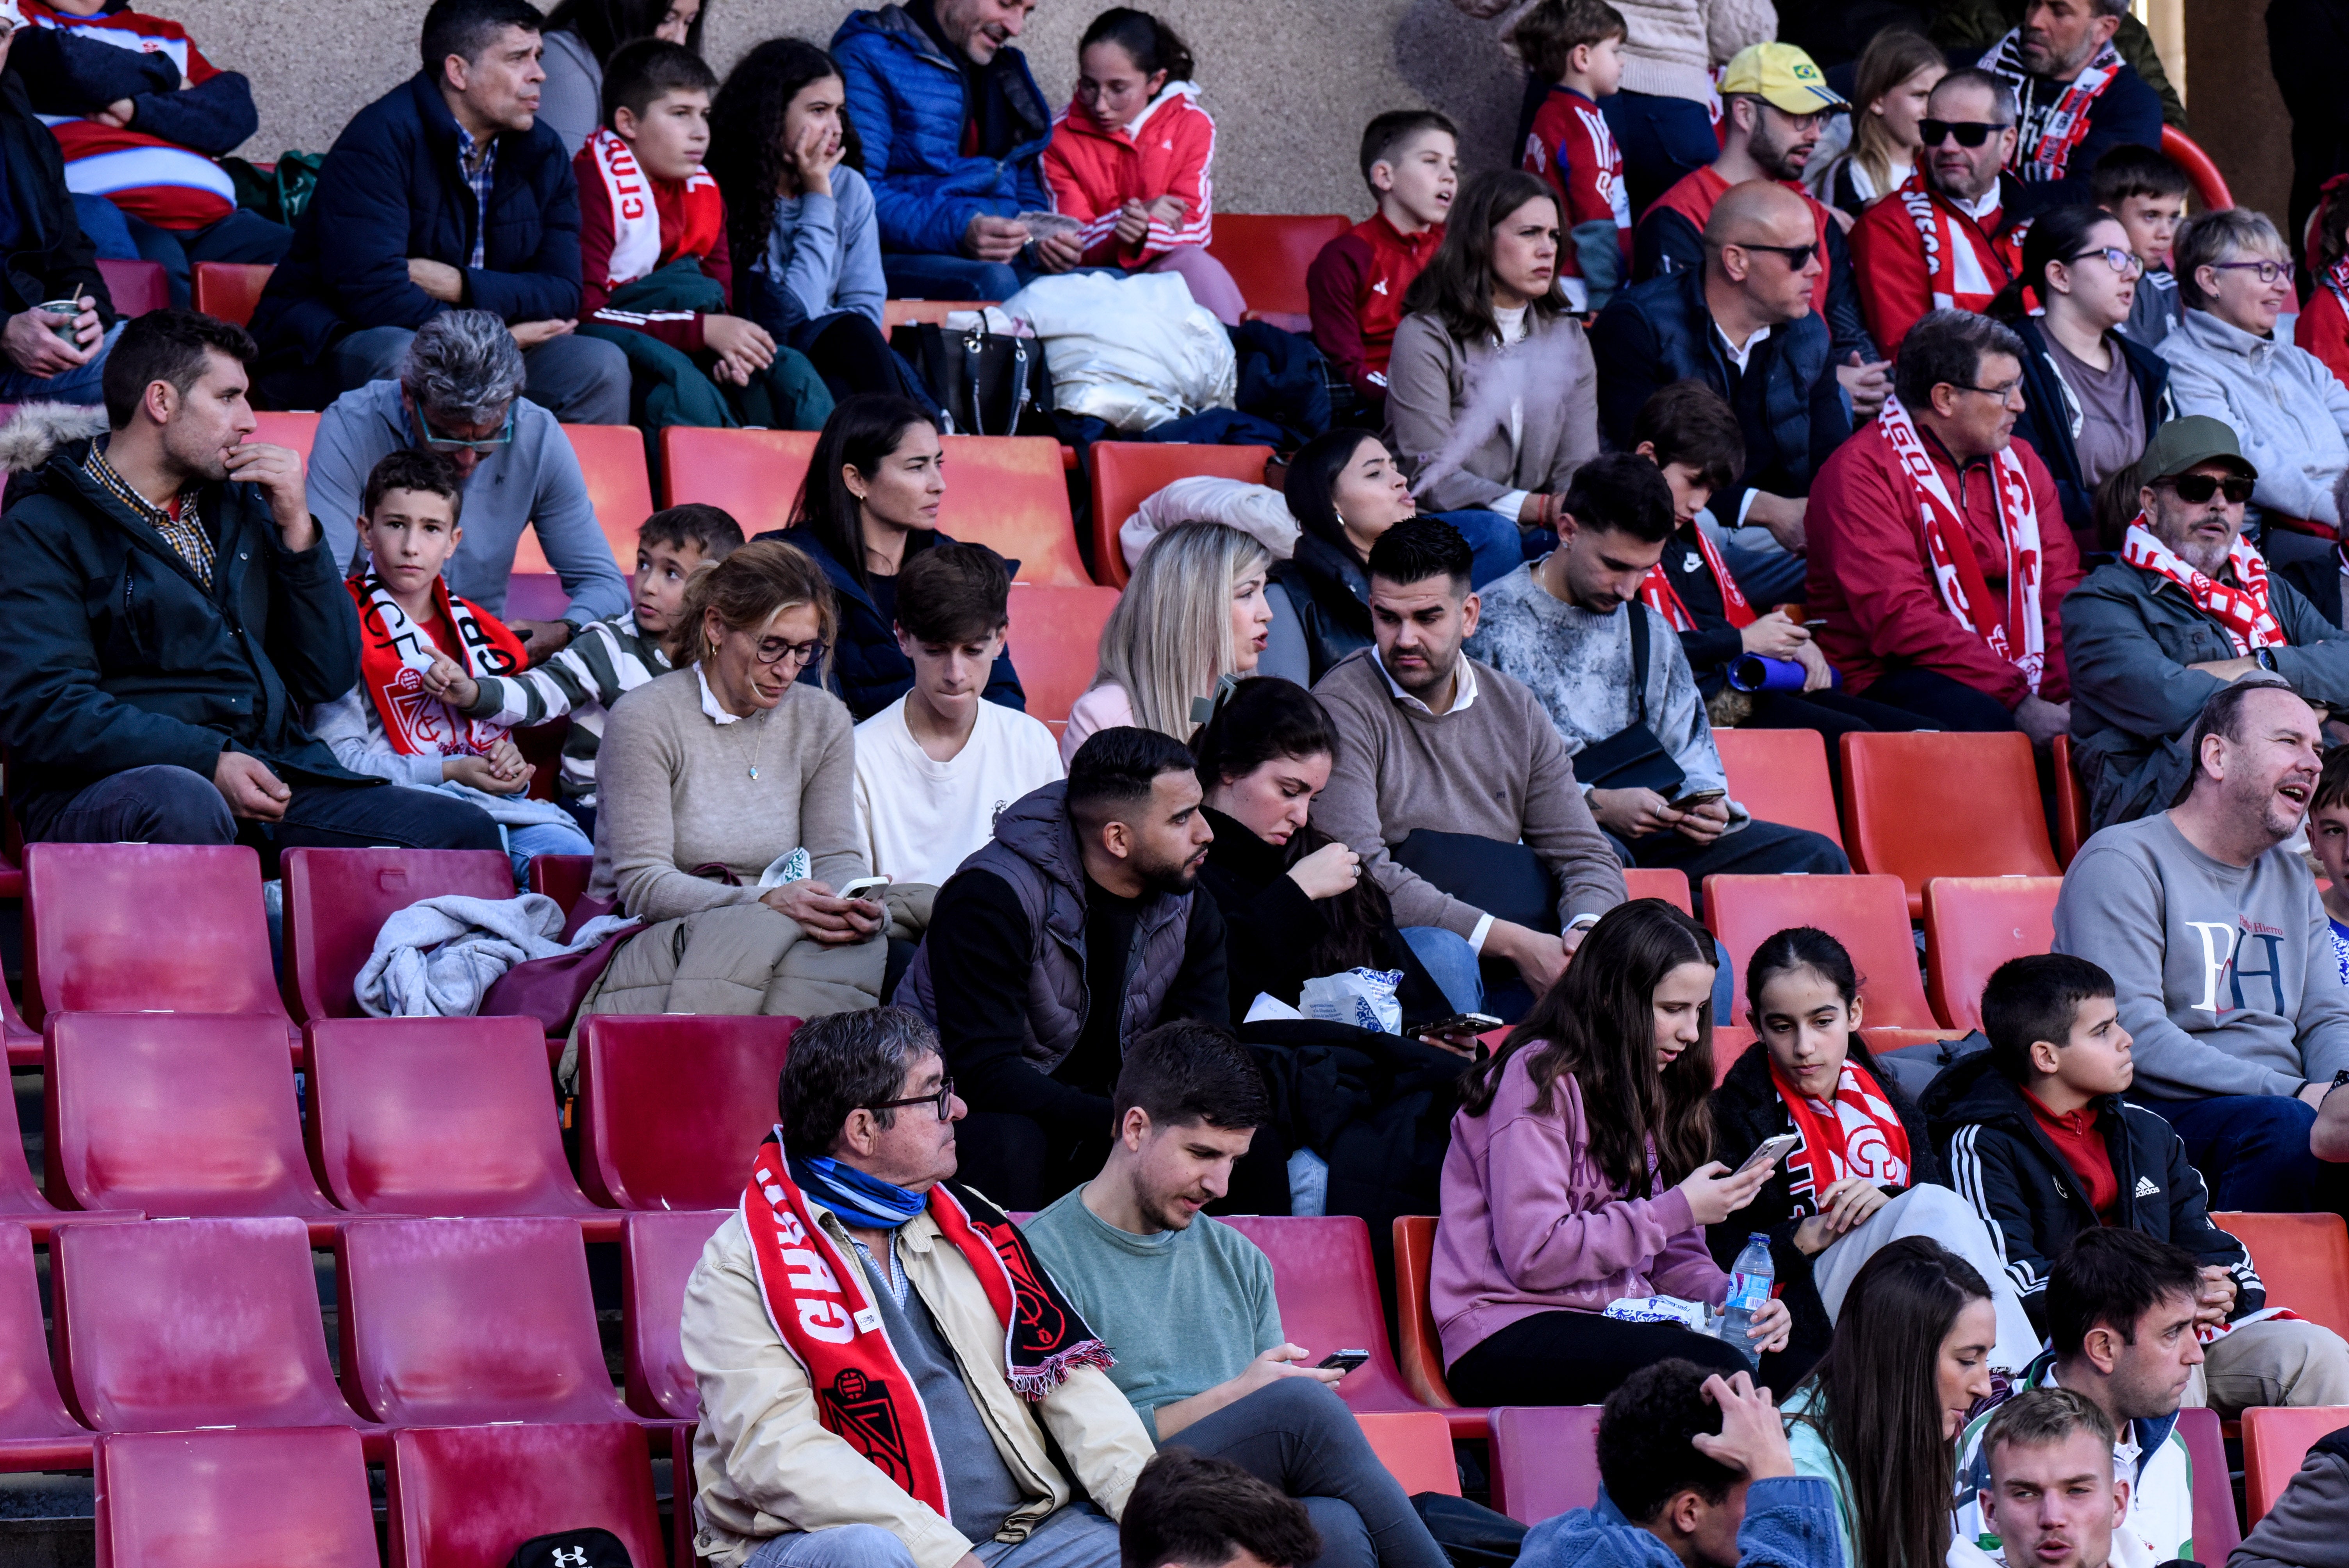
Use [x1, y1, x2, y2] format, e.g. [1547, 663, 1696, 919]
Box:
[1001, 271, 1235, 432]
[1297, 967, 1403, 1036]
[1120, 475, 1297, 572]
[1603, 1294, 1711, 1331]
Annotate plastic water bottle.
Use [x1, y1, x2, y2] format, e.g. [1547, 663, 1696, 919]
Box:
[1718, 1233, 1774, 1366]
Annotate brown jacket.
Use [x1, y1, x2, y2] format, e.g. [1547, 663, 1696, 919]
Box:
[1383, 306, 1602, 515]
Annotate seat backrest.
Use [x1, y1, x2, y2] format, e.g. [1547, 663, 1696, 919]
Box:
[883, 299, 994, 329]
[1005, 583, 1119, 728]
[1624, 867, 1691, 913]
[1841, 732, 2058, 903]
[249, 412, 319, 460]
[1390, 1215, 1460, 1409]
[2172, 1406, 2239, 1562]
[281, 848, 518, 1022]
[511, 424, 652, 575]
[2243, 1405, 2349, 1523]
[96, 259, 167, 317]
[527, 853, 595, 914]
[0, 1222, 86, 1445]
[1713, 728, 1844, 850]
[26, 844, 282, 1024]
[659, 427, 818, 529]
[2051, 733, 2087, 868]
[579, 1015, 797, 1209]
[1356, 1411, 1460, 1496]
[1087, 442, 1274, 588]
[307, 1016, 588, 1218]
[96, 1426, 377, 1568]
[1205, 214, 1352, 317]
[622, 1209, 731, 1419]
[189, 262, 274, 328]
[1704, 873, 1936, 1028]
[1922, 877, 2060, 1031]
[1217, 1216, 1424, 1415]
[2212, 1212, 2349, 1340]
[936, 435, 1088, 584]
[335, 1215, 626, 1425]
[1490, 1405, 1602, 1524]
[0, 1067, 56, 1224]
[387, 1421, 664, 1568]
[46, 1012, 331, 1219]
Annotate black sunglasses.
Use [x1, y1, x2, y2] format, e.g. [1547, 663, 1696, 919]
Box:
[1919, 119, 2009, 148]
[2160, 472, 2256, 505]
[1731, 240, 1820, 267]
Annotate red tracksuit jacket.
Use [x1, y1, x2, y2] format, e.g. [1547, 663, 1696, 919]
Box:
[1041, 83, 1215, 270]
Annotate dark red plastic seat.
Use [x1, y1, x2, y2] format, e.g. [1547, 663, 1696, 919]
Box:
[387, 1421, 666, 1568]
[281, 847, 517, 1023]
[24, 844, 285, 1028]
[95, 258, 166, 317]
[0, 1062, 77, 1240]
[94, 1426, 376, 1568]
[622, 1209, 730, 1420]
[53, 1217, 382, 1447]
[526, 852, 595, 916]
[1489, 1405, 1602, 1523]
[46, 1012, 341, 1236]
[577, 1015, 796, 1209]
[334, 1216, 638, 1427]
[0, 1221, 94, 1471]
[2174, 1406, 2239, 1561]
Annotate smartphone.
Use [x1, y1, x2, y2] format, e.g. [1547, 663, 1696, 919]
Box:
[1415, 1012, 1504, 1039]
[1670, 788, 1726, 809]
[838, 875, 892, 902]
[1317, 1350, 1370, 1372]
[1736, 1133, 1801, 1176]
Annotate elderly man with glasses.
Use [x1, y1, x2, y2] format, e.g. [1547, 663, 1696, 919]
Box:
[307, 308, 627, 662]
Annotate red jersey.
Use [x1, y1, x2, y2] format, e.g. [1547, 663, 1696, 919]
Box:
[1848, 175, 2028, 353]
[1306, 212, 1444, 404]
[1523, 86, 1629, 310]
[24, 1, 234, 232]
[574, 130, 733, 355]
[1041, 84, 1216, 271]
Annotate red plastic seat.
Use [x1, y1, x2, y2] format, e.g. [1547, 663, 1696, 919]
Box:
[1391, 1215, 1490, 1438]
[0, 1222, 94, 1470]
[1087, 442, 1274, 587]
[527, 852, 596, 916]
[1358, 1411, 1459, 1495]
[46, 1012, 341, 1235]
[0, 1065, 77, 1239]
[281, 847, 517, 1023]
[2162, 126, 2232, 212]
[1841, 732, 2058, 918]
[334, 1215, 637, 1427]
[53, 1217, 381, 1445]
[388, 1420, 665, 1568]
[94, 1426, 376, 1568]
[1006, 583, 1119, 730]
[2244, 1405, 2349, 1523]
[2051, 733, 2089, 867]
[307, 1016, 617, 1237]
[96, 259, 166, 317]
[1205, 214, 1351, 322]
[659, 427, 816, 528]
[1624, 866, 1692, 913]
[0, 986, 37, 1071]
[622, 1208, 731, 1419]
[25, 843, 287, 1030]
[1922, 876, 2060, 1030]
[2174, 1406, 2239, 1562]
[577, 1015, 797, 1210]
[1704, 872, 1936, 1028]
[883, 298, 993, 328]
[248, 410, 318, 457]
[2213, 1212, 2349, 1340]
[1713, 728, 1845, 851]
[1490, 1405, 1602, 1524]
[189, 261, 274, 327]
[508, 424, 653, 576]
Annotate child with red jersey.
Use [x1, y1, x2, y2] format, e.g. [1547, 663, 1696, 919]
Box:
[1306, 110, 1456, 420]
[1514, 0, 1633, 314]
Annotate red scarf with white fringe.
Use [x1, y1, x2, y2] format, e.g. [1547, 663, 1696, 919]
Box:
[347, 571, 525, 755]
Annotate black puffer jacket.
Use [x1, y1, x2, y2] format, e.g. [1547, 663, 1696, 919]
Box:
[0, 71, 112, 325]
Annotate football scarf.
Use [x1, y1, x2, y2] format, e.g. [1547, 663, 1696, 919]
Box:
[348, 571, 526, 756]
[2121, 518, 2285, 656]
[1895, 173, 2026, 315]
[1981, 29, 2123, 183]
[585, 127, 724, 290]
[1770, 1055, 1912, 1202]
[1639, 524, 1756, 632]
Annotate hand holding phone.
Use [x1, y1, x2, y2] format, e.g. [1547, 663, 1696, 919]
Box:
[1736, 1133, 1801, 1176]
[838, 875, 891, 903]
[1316, 1350, 1369, 1373]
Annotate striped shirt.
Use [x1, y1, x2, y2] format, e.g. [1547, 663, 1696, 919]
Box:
[462, 610, 667, 803]
[456, 126, 495, 269]
[83, 442, 212, 590]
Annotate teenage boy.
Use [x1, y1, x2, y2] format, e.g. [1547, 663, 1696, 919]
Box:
[1023, 1023, 1449, 1568]
[425, 502, 745, 838]
[1954, 1390, 2126, 1568]
[853, 543, 1063, 887]
[1925, 953, 2349, 1413]
[1307, 111, 1456, 416]
[2093, 145, 2189, 349]
[1120, 1451, 1322, 1568]
[574, 38, 828, 431]
[1514, 0, 1631, 315]
[1518, 1359, 1837, 1568]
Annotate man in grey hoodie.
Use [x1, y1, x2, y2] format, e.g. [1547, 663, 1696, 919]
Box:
[2053, 676, 2349, 1215]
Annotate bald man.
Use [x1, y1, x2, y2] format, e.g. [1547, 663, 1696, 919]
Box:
[1592, 181, 1856, 606]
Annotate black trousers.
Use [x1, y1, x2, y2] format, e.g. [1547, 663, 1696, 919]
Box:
[1858, 665, 2019, 732]
[796, 311, 902, 401]
[1741, 686, 1929, 791]
[1445, 1309, 1750, 1408]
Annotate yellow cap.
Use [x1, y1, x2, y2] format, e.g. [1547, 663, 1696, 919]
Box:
[1719, 43, 1849, 114]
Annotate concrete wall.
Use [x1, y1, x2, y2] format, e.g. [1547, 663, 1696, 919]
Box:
[2180, 0, 2289, 230]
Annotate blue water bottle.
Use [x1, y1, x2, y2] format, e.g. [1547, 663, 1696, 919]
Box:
[1718, 1233, 1774, 1366]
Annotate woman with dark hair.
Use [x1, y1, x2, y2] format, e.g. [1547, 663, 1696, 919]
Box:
[540, 0, 708, 155]
[1783, 1238, 1998, 1568]
[758, 394, 1025, 720]
[1432, 899, 1790, 1407]
[709, 39, 898, 400]
[1383, 169, 1600, 563]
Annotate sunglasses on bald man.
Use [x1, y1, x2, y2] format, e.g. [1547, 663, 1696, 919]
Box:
[1919, 119, 2009, 148]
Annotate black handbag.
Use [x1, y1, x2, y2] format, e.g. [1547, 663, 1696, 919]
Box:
[1570, 603, 1688, 798]
[891, 319, 1057, 437]
[506, 1527, 634, 1568]
[1391, 830, 1557, 935]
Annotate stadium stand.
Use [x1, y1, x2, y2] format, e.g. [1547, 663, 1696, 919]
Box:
[1841, 732, 2061, 919]
[575, 1014, 798, 1210]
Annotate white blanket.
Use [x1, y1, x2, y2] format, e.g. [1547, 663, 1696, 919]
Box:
[356, 893, 634, 1019]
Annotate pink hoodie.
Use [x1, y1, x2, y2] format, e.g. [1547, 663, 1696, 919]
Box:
[1432, 1045, 1728, 1368]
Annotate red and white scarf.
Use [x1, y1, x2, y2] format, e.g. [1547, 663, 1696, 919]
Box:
[1770, 1056, 1912, 1202]
[1895, 173, 2028, 315]
[348, 572, 526, 756]
[1639, 525, 1756, 632]
[585, 127, 725, 291]
[2121, 518, 2285, 655]
[1876, 394, 2048, 694]
[741, 1131, 1112, 1515]
[1981, 30, 2123, 184]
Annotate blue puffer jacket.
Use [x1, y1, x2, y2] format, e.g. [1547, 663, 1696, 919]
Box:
[829, 4, 1050, 258]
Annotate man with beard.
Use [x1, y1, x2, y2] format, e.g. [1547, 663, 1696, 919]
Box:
[901, 726, 1228, 1211]
[2062, 417, 2349, 832]
[1977, 0, 2163, 216]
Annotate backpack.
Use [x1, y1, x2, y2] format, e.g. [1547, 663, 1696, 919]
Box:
[506, 1527, 634, 1568]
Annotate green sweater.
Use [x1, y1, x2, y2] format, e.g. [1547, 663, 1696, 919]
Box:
[1022, 1186, 1282, 1439]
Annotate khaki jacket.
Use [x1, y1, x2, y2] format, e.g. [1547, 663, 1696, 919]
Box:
[683, 1203, 1155, 1568]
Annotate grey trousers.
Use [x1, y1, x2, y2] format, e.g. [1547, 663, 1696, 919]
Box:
[2187, 1317, 2349, 1416]
[744, 1503, 1120, 1568]
[328, 323, 630, 425]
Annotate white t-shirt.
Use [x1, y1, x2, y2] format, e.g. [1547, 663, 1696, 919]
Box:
[854, 696, 1066, 886]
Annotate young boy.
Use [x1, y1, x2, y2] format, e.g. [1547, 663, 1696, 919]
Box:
[575, 37, 829, 430]
[2093, 145, 2189, 349]
[852, 543, 1062, 887]
[2310, 746, 2349, 987]
[1305, 110, 1457, 418]
[425, 502, 745, 839]
[312, 450, 593, 878]
[1513, 0, 1632, 314]
[1923, 953, 2349, 1413]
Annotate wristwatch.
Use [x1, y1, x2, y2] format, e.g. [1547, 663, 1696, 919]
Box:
[2255, 647, 2280, 672]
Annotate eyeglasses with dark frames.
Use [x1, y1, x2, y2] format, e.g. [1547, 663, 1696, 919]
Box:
[2068, 246, 2145, 278]
[867, 1077, 956, 1119]
[1918, 118, 2010, 148]
[1948, 379, 2026, 405]
[746, 633, 827, 666]
[2211, 258, 2295, 287]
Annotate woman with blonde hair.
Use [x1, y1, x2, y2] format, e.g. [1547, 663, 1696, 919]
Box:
[1806, 31, 1946, 215]
[1059, 521, 1275, 764]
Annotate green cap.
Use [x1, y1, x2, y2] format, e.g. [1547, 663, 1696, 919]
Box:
[2137, 415, 2258, 483]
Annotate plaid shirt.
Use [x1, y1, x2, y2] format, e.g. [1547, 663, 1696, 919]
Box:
[84, 442, 213, 590]
[456, 126, 495, 270]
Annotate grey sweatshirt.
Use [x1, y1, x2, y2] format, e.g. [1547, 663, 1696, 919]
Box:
[2232, 1431, 2349, 1568]
[2052, 813, 2349, 1099]
[761, 166, 887, 332]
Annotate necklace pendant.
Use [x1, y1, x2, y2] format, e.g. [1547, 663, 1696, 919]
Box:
[748, 766, 760, 780]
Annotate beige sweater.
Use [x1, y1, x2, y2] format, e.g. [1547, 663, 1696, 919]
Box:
[1384, 307, 1602, 514]
[590, 666, 866, 921]
[1450, 0, 1777, 102]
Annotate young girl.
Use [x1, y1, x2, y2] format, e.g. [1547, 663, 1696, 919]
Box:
[2300, 179, 2349, 392]
[1711, 928, 2042, 1379]
[2310, 746, 2349, 985]
[1041, 8, 1248, 325]
[1433, 899, 1791, 1408]
[1805, 30, 1944, 217]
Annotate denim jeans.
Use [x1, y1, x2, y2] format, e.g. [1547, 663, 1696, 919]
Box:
[2135, 1093, 2327, 1215]
[504, 818, 593, 886]
[1424, 508, 1528, 591]
[1400, 926, 1483, 1015]
[745, 1504, 1120, 1568]
[879, 250, 1039, 304]
[35, 763, 505, 857]
[0, 318, 123, 405]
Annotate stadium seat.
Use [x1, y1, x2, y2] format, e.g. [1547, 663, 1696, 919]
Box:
[24, 843, 288, 1032]
[527, 852, 596, 918]
[2051, 734, 2089, 867]
[248, 410, 318, 458]
[658, 426, 816, 527]
[334, 1215, 638, 1427]
[96, 259, 167, 317]
[1922, 877, 2060, 1030]
[2212, 1212, 2349, 1340]
[1713, 728, 1844, 851]
[52, 1216, 382, 1446]
[883, 298, 992, 328]
[1841, 732, 2059, 918]
[622, 1208, 731, 1420]
[1205, 214, 1351, 324]
[510, 424, 655, 575]
[189, 261, 274, 327]
[577, 1014, 797, 1210]
[2244, 1405, 2349, 1523]
[0, 1222, 93, 1470]
[1357, 1411, 1460, 1496]
[94, 1426, 376, 1568]
[1391, 1215, 1489, 1436]
[46, 1012, 340, 1235]
[1005, 583, 1119, 729]
[1704, 873, 1937, 1028]
[306, 1016, 616, 1237]
[281, 847, 517, 1023]
[1489, 1405, 1602, 1524]
[1713, 1025, 1757, 1086]
[0, 1070, 83, 1239]
[1624, 866, 1692, 913]
[1086, 442, 1274, 588]
[2174, 1406, 2239, 1562]
[2162, 126, 2232, 212]
[0, 986, 37, 1071]
[386, 1421, 665, 1568]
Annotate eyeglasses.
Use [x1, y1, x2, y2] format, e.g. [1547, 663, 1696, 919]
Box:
[1728, 240, 1820, 268]
[418, 407, 515, 454]
[1918, 119, 2010, 148]
[2070, 246, 2146, 278]
[867, 1077, 956, 1119]
[1949, 379, 2025, 406]
[2160, 472, 2256, 505]
[2212, 258, 2295, 286]
[749, 634, 827, 666]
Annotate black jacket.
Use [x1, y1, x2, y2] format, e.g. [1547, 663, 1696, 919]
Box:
[1652, 522, 1752, 695]
[1267, 533, 1374, 686]
[2007, 313, 2174, 549]
[2278, 551, 2345, 627]
[0, 438, 372, 841]
[1920, 1052, 2259, 1333]
[1631, 198, 1878, 367]
[0, 72, 111, 326]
